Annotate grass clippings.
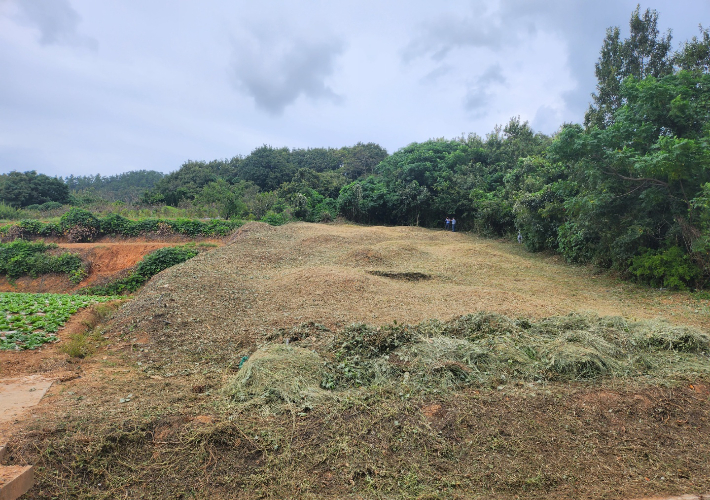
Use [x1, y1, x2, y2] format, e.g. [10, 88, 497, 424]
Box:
[4, 223, 710, 499]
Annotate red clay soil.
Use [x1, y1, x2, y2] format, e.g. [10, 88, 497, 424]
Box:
[0, 237, 222, 294]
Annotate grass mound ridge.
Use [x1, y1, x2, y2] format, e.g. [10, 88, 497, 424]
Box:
[223, 344, 327, 414]
[318, 312, 710, 393]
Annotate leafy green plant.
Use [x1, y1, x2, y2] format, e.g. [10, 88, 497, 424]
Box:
[0, 202, 21, 220]
[261, 211, 288, 226]
[629, 246, 701, 290]
[135, 246, 198, 279]
[79, 245, 200, 295]
[60, 208, 100, 242]
[0, 240, 85, 280]
[0, 292, 120, 350]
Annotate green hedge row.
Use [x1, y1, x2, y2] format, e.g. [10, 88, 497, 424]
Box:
[0, 208, 244, 242]
[0, 240, 85, 282]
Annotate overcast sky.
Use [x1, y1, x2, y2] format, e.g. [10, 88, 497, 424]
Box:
[1, 0, 708, 178]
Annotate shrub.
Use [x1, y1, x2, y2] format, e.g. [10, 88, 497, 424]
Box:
[135, 246, 199, 279]
[134, 218, 160, 235]
[79, 245, 200, 295]
[100, 213, 132, 235]
[261, 211, 288, 226]
[0, 203, 20, 220]
[39, 201, 63, 211]
[60, 208, 100, 242]
[0, 240, 84, 279]
[19, 219, 43, 233]
[38, 223, 61, 238]
[629, 246, 701, 290]
[168, 218, 204, 237]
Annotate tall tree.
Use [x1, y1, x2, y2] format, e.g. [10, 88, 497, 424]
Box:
[0, 171, 70, 207]
[586, 6, 673, 129]
[674, 25, 710, 73]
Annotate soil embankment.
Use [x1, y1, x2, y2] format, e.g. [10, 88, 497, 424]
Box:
[0, 236, 223, 293]
[1, 223, 708, 499]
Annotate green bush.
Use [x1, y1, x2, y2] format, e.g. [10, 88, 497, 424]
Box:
[0, 240, 84, 280]
[80, 245, 200, 295]
[135, 246, 199, 279]
[203, 219, 243, 235]
[16, 219, 43, 237]
[39, 202, 63, 211]
[261, 211, 288, 226]
[100, 213, 132, 235]
[60, 208, 100, 242]
[38, 223, 61, 237]
[629, 246, 701, 290]
[133, 218, 160, 235]
[0, 203, 21, 221]
[168, 218, 204, 237]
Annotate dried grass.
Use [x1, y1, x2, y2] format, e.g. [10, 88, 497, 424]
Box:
[321, 312, 710, 393]
[222, 344, 328, 413]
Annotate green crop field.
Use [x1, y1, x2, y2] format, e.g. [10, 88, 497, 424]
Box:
[0, 292, 121, 350]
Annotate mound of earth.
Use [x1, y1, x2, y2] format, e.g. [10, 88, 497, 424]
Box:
[2, 222, 709, 499]
[105, 222, 710, 375]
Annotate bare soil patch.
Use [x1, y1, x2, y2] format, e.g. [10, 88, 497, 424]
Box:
[0, 236, 223, 293]
[1, 223, 709, 499]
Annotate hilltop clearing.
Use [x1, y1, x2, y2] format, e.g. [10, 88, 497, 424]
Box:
[2, 222, 709, 499]
[108, 222, 709, 374]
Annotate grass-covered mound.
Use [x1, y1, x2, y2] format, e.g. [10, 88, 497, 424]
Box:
[222, 344, 328, 414]
[320, 313, 709, 392]
[227, 313, 710, 415]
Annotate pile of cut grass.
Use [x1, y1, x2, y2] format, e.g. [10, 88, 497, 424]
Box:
[233, 313, 709, 413]
[221, 313, 709, 415]
[222, 343, 328, 414]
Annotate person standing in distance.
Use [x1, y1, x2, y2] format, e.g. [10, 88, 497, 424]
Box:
[445, 217, 451, 230]
[451, 218, 456, 232]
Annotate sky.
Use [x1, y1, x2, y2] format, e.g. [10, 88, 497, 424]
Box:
[1, 0, 708, 178]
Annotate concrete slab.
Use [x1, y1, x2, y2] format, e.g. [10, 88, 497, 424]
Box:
[0, 465, 33, 500]
[0, 375, 54, 431]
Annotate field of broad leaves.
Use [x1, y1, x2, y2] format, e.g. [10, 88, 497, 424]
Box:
[0, 292, 120, 350]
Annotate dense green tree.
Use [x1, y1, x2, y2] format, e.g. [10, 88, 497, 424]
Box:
[586, 6, 673, 129]
[290, 147, 342, 173]
[340, 142, 388, 179]
[193, 179, 247, 219]
[674, 25, 710, 73]
[65, 170, 164, 203]
[0, 171, 70, 207]
[235, 146, 295, 192]
[556, 71, 710, 287]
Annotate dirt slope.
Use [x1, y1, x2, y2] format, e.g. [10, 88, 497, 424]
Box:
[0, 236, 221, 293]
[108, 221, 709, 373]
[2, 222, 709, 500]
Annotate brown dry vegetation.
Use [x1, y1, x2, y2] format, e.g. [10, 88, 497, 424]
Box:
[2, 222, 709, 499]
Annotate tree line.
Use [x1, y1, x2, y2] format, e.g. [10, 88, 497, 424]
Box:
[1, 7, 709, 289]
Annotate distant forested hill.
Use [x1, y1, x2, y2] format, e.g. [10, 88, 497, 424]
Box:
[64, 170, 165, 203]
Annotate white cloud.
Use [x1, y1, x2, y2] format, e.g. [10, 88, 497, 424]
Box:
[1, 0, 709, 177]
[10, 0, 97, 49]
[230, 27, 345, 115]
